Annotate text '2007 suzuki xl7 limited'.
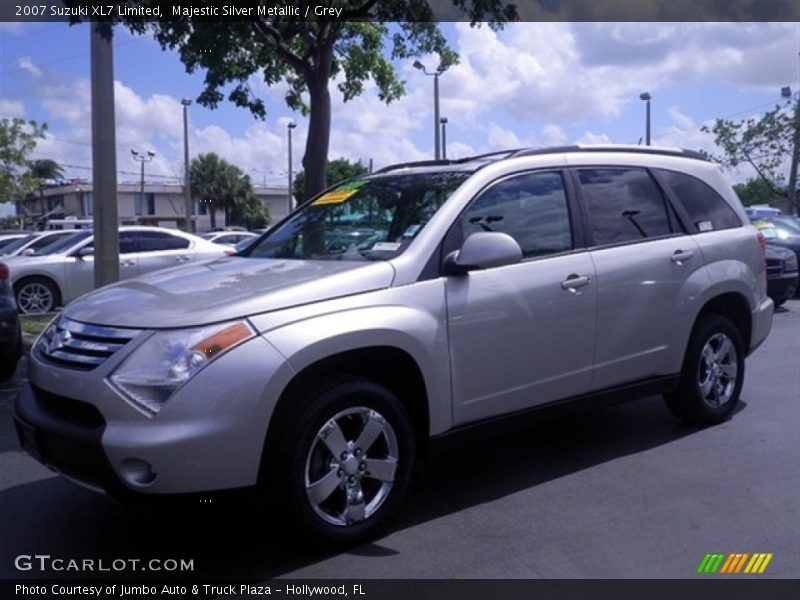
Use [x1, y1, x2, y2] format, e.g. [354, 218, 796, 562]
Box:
[15, 145, 773, 544]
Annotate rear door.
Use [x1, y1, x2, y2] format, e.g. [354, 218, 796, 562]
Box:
[573, 167, 703, 390]
[65, 232, 139, 299]
[133, 230, 195, 275]
[445, 170, 597, 425]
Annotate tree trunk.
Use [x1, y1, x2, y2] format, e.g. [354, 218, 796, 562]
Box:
[302, 78, 332, 202]
[209, 205, 216, 229]
[787, 98, 800, 215]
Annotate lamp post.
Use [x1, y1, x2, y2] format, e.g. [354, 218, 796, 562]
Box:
[287, 121, 297, 215]
[440, 117, 448, 159]
[639, 92, 651, 146]
[414, 60, 447, 160]
[181, 97, 193, 232]
[131, 149, 155, 222]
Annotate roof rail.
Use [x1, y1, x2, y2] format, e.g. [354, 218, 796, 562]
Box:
[375, 149, 525, 174]
[510, 144, 709, 161]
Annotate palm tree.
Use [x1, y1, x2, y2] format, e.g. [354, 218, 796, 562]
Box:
[28, 159, 65, 218]
[190, 153, 229, 230]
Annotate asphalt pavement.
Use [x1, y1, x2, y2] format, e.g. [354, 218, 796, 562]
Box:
[1, 301, 798, 580]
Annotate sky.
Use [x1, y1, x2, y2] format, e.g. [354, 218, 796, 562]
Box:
[0, 21, 798, 191]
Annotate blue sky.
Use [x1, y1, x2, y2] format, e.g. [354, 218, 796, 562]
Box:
[1, 21, 798, 189]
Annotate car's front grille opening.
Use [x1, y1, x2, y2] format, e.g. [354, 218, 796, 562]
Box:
[36, 318, 141, 371]
[31, 385, 105, 429]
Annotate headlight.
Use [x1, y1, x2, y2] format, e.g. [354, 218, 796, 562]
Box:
[109, 320, 255, 415]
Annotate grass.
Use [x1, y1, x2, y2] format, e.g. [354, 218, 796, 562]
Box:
[20, 313, 57, 336]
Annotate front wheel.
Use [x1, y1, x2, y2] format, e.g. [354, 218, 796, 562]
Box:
[665, 315, 745, 425]
[15, 277, 60, 315]
[267, 379, 415, 546]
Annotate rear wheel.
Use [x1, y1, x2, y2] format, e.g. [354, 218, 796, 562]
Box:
[665, 315, 744, 425]
[266, 379, 415, 546]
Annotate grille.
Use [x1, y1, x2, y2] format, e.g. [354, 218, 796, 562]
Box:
[36, 317, 141, 370]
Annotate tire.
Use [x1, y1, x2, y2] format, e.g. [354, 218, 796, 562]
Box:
[265, 379, 415, 546]
[665, 314, 745, 425]
[14, 277, 60, 315]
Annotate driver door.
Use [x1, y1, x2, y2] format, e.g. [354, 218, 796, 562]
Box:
[66, 232, 139, 300]
[445, 170, 597, 425]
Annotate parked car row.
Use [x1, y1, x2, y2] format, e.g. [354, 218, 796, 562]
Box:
[751, 216, 800, 306]
[3, 227, 227, 314]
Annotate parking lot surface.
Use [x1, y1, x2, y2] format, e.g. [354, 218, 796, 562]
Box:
[1, 301, 798, 579]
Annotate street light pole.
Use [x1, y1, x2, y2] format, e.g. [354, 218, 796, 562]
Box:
[639, 92, 651, 146]
[181, 97, 193, 232]
[287, 121, 297, 215]
[131, 149, 155, 222]
[440, 117, 448, 159]
[414, 60, 448, 160]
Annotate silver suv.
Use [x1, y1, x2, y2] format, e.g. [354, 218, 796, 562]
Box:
[15, 146, 773, 544]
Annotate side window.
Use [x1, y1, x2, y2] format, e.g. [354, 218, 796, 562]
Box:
[119, 231, 138, 254]
[656, 169, 741, 232]
[459, 171, 572, 259]
[135, 231, 190, 252]
[578, 168, 673, 246]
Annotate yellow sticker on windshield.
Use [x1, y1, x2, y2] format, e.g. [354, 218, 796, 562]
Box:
[313, 189, 358, 205]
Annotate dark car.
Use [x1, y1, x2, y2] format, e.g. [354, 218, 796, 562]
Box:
[753, 218, 800, 264]
[0, 262, 22, 381]
[765, 244, 799, 307]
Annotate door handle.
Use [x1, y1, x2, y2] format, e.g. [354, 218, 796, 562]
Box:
[561, 274, 591, 292]
[175, 255, 192, 263]
[670, 250, 694, 265]
[120, 260, 136, 267]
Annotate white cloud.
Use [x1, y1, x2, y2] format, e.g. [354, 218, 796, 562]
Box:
[17, 57, 41, 78]
[576, 131, 613, 145]
[0, 99, 25, 118]
[0, 23, 24, 35]
[542, 124, 568, 145]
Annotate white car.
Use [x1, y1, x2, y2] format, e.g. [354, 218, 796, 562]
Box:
[0, 233, 33, 253]
[0, 230, 81, 257]
[200, 231, 258, 246]
[6, 226, 227, 314]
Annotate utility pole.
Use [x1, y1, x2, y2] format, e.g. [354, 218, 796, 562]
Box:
[639, 92, 652, 146]
[440, 117, 448, 159]
[182, 98, 193, 232]
[90, 23, 119, 288]
[131, 149, 155, 222]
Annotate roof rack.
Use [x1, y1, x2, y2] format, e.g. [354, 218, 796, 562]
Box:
[374, 149, 525, 174]
[510, 144, 708, 161]
[375, 144, 707, 175]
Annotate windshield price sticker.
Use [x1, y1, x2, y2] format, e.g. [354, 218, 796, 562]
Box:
[312, 180, 369, 206]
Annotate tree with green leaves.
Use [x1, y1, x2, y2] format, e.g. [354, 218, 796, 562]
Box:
[28, 158, 65, 216]
[190, 152, 266, 230]
[104, 1, 517, 202]
[733, 177, 785, 207]
[703, 98, 800, 214]
[0, 119, 48, 218]
[293, 157, 370, 201]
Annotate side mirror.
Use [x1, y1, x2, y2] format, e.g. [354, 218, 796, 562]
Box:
[21, 248, 36, 256]
[76, 247, 94, 259]
[444, 231, 523, 275]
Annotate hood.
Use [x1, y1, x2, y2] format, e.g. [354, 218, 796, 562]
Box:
[62, 256, 396, 328]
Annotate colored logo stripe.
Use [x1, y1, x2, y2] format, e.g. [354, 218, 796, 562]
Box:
[697, 553, 773, 574]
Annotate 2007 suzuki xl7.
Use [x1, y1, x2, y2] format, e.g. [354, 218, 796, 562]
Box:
[15, 145, 773, 544]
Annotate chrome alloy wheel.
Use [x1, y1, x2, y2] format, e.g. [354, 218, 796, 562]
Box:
[304, 406, 399, 527]
[17, 282, 54, 314]
[697, 332, 738, 409]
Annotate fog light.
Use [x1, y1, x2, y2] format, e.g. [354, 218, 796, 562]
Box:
[120, 458, 157, 487]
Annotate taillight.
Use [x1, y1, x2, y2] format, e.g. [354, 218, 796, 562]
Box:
[0, 263, 9, 280]
[757, 232, 767, 268]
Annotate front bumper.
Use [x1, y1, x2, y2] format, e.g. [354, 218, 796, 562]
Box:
[18, 332, 294, 496]
[767, 272, 798, 301]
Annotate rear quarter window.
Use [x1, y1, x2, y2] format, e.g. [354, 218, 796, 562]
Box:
[656, 169, 741, 233]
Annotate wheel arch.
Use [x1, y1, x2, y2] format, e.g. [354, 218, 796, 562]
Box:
[263, 345, 432, 462]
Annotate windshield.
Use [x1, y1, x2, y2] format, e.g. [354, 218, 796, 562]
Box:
[0, 236, 26, 252]
[0, 234, 36, 255]
[36, 231, 93, 255]
[245, 171, 470, 261]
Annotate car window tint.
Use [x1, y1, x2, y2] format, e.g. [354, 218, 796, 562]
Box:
[460, 171, 572, 258]
[578, 168, 672, 245]
[135, 231, 190, 252]
[657, 169, 741, 232]
[81, 231, 138, 254]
